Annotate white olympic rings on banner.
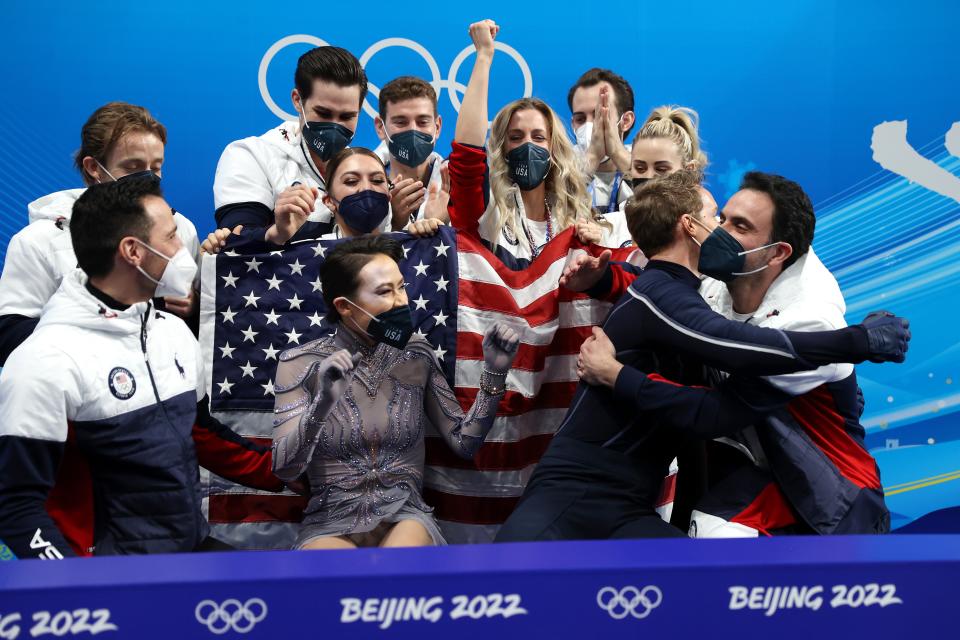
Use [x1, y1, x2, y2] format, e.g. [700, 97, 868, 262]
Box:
[596, 585, 663, 620]
[194, 598, 268, 634]
[258, 34, 532, 122]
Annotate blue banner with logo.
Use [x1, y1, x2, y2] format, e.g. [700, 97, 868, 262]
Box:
[0, 536, 958, 638]
[0, 0, 957, 528]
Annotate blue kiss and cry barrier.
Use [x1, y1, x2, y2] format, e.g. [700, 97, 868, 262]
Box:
[1, 535, 958, 638]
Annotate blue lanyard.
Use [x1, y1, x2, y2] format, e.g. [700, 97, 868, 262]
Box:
[607, 172, 623, 213]
[588, 172, 623, 213]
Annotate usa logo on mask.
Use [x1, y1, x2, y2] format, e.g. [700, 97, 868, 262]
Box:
[108, 367, 137, 400]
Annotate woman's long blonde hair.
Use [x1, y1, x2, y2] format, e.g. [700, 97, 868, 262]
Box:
[634, 106, 708, 171]
[487, 98, 594, 253]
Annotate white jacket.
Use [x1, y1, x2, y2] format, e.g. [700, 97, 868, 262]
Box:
[214, 121, 335, 224]
[699, 248, 854, 395]
[1, 268, 203, 441]
[0, 188, 200, 319]
[0, 268, 206, 555]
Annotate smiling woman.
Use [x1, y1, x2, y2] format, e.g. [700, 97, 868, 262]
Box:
[320, 148, 392, 238]
[270, 234, 520, 550]
[445, 19, 604, 269]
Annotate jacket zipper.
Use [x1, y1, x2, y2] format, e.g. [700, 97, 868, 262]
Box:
[139, 304, 203, 546]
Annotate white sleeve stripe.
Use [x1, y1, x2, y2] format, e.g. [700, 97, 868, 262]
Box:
[624, 289, 797, 359]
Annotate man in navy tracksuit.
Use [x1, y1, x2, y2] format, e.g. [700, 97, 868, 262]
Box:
[559, 171, 899, 537]
[495, 171, 910, 542]
[0, 179, 280, 558]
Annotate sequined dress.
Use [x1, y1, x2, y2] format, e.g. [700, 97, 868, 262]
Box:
[272, 327, 505, 547]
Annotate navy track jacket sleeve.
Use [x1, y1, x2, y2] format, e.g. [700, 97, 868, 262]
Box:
[0, 342, 82, 559]
[0, 314, 39, 366]
[618, 276, 870, 375]
[0, 437, 73, 558]
[613, 368, 792, 439]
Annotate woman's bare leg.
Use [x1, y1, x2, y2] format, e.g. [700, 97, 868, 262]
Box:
[379, 520, 434, 547]
[299, 535, 357, 550]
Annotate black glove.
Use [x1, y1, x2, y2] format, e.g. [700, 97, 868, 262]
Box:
[861, 311, 911, 363]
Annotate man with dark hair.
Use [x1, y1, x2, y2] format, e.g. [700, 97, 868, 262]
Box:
[495, 171, 910, 543]
[0, 179, 282, 558]
[558, 171, 895, 537]
[567, 68, 636, 213]
[373, 76, 448, 228]
[214, 46, 369, 246]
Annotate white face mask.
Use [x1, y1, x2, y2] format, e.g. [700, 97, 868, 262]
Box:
[573, 115, 625, 164]
[135, 240, 196, 298]
[574, 122, 595, 154]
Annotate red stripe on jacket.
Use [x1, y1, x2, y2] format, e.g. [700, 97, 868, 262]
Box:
[787, 385, 881, 490]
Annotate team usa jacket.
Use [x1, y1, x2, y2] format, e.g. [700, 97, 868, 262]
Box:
[0, 269, 281, 558]
[590, 251, 891, 534]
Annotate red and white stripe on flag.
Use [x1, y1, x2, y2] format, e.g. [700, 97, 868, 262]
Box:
[424, 228, 635, 543]
[199, 228, 639, 548]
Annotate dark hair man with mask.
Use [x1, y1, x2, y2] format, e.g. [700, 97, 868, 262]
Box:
[568, 68, 636, 214]
[213, 46, 370, 248]
[555, 171, 902, 538]
[0, 179, 283, 558]
[373, 76, 448, 229]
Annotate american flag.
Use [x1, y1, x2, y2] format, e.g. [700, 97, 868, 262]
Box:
[199, 226, 639, 547]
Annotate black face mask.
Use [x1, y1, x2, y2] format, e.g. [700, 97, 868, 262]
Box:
[387, 129, 435, 167]
[506, 142, 551, 191]
[96, 160, 161, 186]
[301, 118, 354, 161]
[696, 224, 779, 282]
[625, 176, 651, 190]
[334, 190, 390, 234]
[120, 170, 161, 185]
[346, 300, 414, 350]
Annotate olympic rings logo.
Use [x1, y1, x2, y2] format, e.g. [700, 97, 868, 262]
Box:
[194, 598, 268, 635]
[258, 34, 533, 122]
[596, 586, 663, 620]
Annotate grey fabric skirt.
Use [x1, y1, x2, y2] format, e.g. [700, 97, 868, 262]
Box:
[294, 501, 446, 549]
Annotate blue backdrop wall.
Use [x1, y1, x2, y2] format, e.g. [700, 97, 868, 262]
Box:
[1, 0, 957, 528]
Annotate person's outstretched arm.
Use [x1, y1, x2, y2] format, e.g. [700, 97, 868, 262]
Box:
[448, 19, 500, 235]
[420, 325, 519, 459]
[610, 279, 910, 374]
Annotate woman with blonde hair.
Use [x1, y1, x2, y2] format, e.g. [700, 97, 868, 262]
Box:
[447, 19, 604, 268]
[628, 106, 708, 186]
[601, 105, 713, 249]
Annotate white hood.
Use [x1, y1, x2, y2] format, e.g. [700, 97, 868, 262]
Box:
[37, 268, 151, 337]
[27, 188, 85, 225]
[701, 248, 845, 323]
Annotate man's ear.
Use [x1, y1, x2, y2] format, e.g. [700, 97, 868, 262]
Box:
[81, 156, 104, 186]
[434, 114, 442, 139]
[117, 236, 144, 266]
[374, 116, 386, 142]
[620, 110, 636, 135]
[291, 89, 303, 116]
[769, 241, 794, 267]
[679, 213, 698, 237]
